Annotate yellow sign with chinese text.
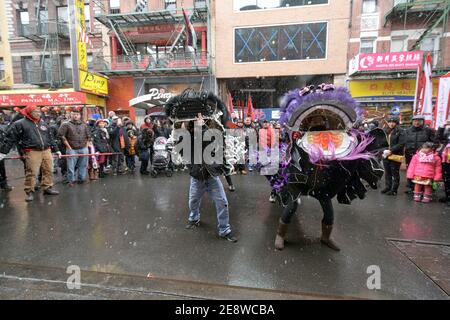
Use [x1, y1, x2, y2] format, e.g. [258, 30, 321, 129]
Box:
[349, 79, 439, 98]
[80, 70, 108, 96]
[76, 0, 88, 71]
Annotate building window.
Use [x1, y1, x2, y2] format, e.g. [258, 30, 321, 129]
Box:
[85, 4, 91, 31]
[21, 57, 34, 83]
[234, 0, 328, 11]
[165, 0, 177, 11]
[62, 55, 73, 83]
[235, 22, 327, 63]
[362, 0, 377, 14]
[57, 6, 68, 22]
[17, 10, 29, 37]
[391, 38, 405, 52]
[360, 38, 375, 54]
[194, 0, 207, 9]
[38, 8, 49, 34]
[109, 0, 120, 14]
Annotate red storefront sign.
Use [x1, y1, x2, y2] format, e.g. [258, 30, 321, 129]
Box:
[0, 91, 87, 107]
[349, 51, 423, 75]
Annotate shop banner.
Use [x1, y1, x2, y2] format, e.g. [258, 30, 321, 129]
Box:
[349, 51, 423, 75]
[0, 91, 86, 107]
[434, 73, 450, 130]
[349, 79, 439, 99]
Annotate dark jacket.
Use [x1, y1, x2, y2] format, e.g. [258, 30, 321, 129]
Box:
[1, 117, 59, 154]
[186, 125, 229, 181]
[436, 126, 450, 145]
[137, 130, 154, 152]
[92, 128, 111, 153]
[108, 125, 130, 152]
[404, 125, 435, 153]
[385, 126, 405, 156]
[58, 120, 91, 150]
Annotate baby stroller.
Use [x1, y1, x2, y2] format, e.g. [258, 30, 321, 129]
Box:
[151, 136, 173, 177]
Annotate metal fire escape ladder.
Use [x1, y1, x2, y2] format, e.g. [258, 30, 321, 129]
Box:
[108, 19, 136, 56]
[39, 32, 63, 88]
[92, 0, 107, 15]
[410, 2, 450, 51]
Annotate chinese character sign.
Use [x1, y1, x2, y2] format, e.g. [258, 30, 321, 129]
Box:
[76, 0, 88, 71]
[355, 51, 423, 72]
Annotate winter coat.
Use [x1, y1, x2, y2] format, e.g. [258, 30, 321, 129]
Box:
[187, 125, 230, 180]
[404, 125, 435, 153]
[436, 126, 450, 145]
[108, 125, 130, 152]
[126, 136, 138, 156]
[407, 151, 442, 181]
[385, 126, 405, 156]
[58, 120, 91, 150]
[92, 127, 111, 154]
[1, 117, 59, 154]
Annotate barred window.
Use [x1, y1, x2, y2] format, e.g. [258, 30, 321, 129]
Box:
[235, 22, 327, 63]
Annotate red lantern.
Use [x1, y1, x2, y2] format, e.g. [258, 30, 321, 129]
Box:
[64, 106, 72, 112]
[53, 107, 61, 113]
[41, 107, 49, 113]
[73, 106, 82, 112]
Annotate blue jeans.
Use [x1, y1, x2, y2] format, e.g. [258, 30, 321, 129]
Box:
[67, 147, 89, 183]
[189, 176, 232, 237]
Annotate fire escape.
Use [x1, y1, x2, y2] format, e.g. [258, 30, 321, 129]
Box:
[19, 0, 71, 88]
[92, 0, 210, 77]
[384, 0, 450, 71]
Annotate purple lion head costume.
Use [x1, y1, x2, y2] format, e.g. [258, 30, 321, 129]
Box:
[270, 84, 387, 206]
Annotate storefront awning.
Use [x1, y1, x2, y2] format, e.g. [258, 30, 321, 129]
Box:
[0, 88, 106, 108]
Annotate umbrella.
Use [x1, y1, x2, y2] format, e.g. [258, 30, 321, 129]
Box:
[148, 112, 166, 118]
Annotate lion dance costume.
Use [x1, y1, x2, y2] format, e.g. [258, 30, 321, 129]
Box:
[268, 84, 387, 251]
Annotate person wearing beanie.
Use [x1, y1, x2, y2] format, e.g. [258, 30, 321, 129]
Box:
[404, 115, 436, 194]
[0, 105, 61, 202]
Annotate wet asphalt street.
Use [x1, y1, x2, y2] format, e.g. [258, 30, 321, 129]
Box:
[0, 161, 449, 300]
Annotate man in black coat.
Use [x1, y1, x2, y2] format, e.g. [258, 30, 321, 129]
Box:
[1, 106, 60, 202]
[381, 117, 405, 196]
[404, 115, 436, 193]
[0, 116, 12, 191]
[108, 116, 129, 175]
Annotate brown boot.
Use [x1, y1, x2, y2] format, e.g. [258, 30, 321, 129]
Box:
[320, 223, 340, 251]
[275, 219, 289, 250]
[88, 168, 95, 180]
[92, 169, 99, 181]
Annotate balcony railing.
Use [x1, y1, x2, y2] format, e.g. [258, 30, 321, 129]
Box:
[23, 68, 73, 85]
[18, 20, 70, 38]
[94, 52, 209, 74]
[385, 0, 448, 25]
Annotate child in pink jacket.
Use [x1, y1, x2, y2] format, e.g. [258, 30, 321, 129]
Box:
[407, 142, 442, 203]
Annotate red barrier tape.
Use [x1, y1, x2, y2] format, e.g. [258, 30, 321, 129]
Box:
[3, 152, 122, 160]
